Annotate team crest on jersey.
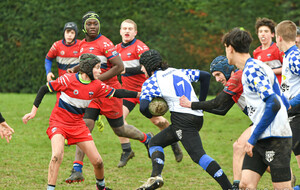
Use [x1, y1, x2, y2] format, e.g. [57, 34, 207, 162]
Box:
[265, 150, 275, 162]
[267, 53, 271, 57]
[257, 55, 261, 60]
[73, 51, 78, 54]
[89, 47, 94, 52]
[127, 53, 131, 57]
[112, 50, 118, 56]
[60, 51, 65, 55]
[89, 91, 94, 97]
[73, 90, 79, 95]
[176, 129, 182, 140]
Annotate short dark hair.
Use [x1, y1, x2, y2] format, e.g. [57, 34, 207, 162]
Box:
[222, 27, 253, 53]
[255, 17, 276, 34]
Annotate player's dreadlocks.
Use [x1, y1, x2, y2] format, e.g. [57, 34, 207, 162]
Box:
[139, 49, 169, 77]
[210, 56, 234, 81]
[82, 11, 101, 35]
[79, 53, 100, 80]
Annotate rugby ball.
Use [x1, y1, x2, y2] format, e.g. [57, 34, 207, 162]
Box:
[148, 97, 169, 116]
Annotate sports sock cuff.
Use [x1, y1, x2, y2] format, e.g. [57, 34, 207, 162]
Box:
[73, 161, 83, 166]
[149, 146, 164, 157]
[121, 142, 132, 152]
[47, 184, 55, 190]
[140, 133, 147, 143]
[198, 154, 214, 170]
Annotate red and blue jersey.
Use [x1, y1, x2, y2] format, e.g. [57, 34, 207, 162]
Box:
[223, 70, 247, 114]
[253, 42, 284, 84]
[79, 34, 120, 87]
[116, 38, 149, 91]
[47, 73, 114, 126]
[46, 39, 81, 76]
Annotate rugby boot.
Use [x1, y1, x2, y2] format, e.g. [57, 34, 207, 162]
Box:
[65, 168, 84, 183]
[136, 176, 164, 190]
[117, 151, 135, 168]
[96, 184, 112, 190]
[171, 142, 183, 162]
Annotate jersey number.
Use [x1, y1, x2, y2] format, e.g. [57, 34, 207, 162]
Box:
[173, 75, 192, 100]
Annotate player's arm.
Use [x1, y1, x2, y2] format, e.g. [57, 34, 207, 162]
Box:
[180, 91, 235, 115]
[248, 94, 280, 146]
[0, 112, 14, 143]
[124, 66, 144, 75]
[112, 89, 139, 99]
[197, 70, 211, 101]
[98, 56, 124, 81]
[45, 58, 55, 82]
[22, 85, 50, 124]
[140, 99, 152, 119]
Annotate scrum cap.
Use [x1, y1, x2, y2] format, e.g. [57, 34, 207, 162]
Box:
[63, 22, 78, 41]
[79, 53, 100, 80]
[210, 56, 234, 81]
[82, 11, 101, 35]
[139, 49, 163, 77]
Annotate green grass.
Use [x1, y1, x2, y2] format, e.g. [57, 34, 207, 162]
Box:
[0, 93, 299, 189]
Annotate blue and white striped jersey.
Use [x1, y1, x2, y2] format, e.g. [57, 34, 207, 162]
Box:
[242, 58, 291, 140]
[140, 68, 203, 116]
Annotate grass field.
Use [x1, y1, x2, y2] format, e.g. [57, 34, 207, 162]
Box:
[0, 93, 299, 190]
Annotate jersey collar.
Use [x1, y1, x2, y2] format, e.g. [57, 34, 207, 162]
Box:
[76, 73, 91, 84]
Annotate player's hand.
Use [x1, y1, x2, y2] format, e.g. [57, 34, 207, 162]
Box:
[179, 95, 192, 108]
[137, 92, 141, 98]
[244, 142, 254, 157]
[22, 112, 36, 124]
[47, 72, 55, 82]
[0, 122, 14, 143]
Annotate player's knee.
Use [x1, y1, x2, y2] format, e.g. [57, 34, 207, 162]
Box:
[150, 117, 169, 129]
[233, 140, 245, 154]
[239, 180, 256, 189]
[112, 126, 125, 137]
[51, 153, 63, 164]
[92, 157, 104, 169]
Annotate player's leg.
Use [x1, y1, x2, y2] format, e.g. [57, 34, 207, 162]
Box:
[232, 126, 251, 188]
[76, 140, 111, 190]
[150, 116, 183, 162]
[239, 170, 261, 190]
[65, 107, 99, 183]
[136, 126, 177, 190]
[48, 134, 65, 188]
[117, 100, 136, 168]
[178, 114, 232, 190]
[269, 138, 292, 189]
[291, 115, 300, 168]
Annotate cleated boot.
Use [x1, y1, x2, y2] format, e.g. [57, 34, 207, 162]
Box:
[171, 142, 183, 162]
[65, 168, 84, 183]
[96, 184, 112, 190]
[136, 176, 164, 190]
[117, 151, 135, 168]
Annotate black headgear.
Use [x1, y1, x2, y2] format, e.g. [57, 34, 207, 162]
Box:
[79, 53, 100, 80]
[82, 11, 101, 35]
[210, 56, 234, 81]
[63, 22, 78, 42]
[139, 49, 163, 77]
